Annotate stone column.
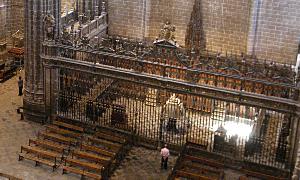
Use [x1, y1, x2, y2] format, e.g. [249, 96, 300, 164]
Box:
[5, 0, 12, 48]
[292, 71, 300, 178]
[292, 112, 300, 179]
[75, 0, 79, 20]
[44, 62, 59, 123]
[53, 0, 61, 39]
[101, 1, 106, 16]
[24, 0, 60, 123]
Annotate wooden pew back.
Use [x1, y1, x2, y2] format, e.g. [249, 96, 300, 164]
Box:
[29, 139, 67, 153]
[81, 143, 116, 157]
[53, 120, 84, 133]
[65, 158, 103, 173]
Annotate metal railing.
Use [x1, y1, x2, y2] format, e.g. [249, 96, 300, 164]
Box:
[54, 68, 297, 170]
[43, 43, 299, 100]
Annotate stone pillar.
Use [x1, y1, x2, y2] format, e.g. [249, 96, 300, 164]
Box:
[84, 0, 88, 15]
[75, 0, 79, 19]
[5, 0, 12, 48]
[292, 112, 300, 178]
[246, 0, 263, 56]
[291, 83, 300, 179]
[24, 0, 60, 123]
[101, 1, 106, 16]
[44, 61, 59, 122]
[94, 5, 99, 19]
[53, 0, 61, 39]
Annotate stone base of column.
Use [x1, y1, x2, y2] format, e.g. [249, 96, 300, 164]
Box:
[23, 99, 48, 124]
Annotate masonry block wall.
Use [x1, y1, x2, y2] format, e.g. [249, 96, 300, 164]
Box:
[108, 0, 149, 40]
[61, 0, 73, 12]
[0, 0, 24, 44]
[0, 0, 6, 40]
[146, 0, 194, 45]
[201, 0, 252, 55]
[107, 0, 300, 64]
[61, 0, 71, 10]
[10, 0, 24, 33]
[249, 0, 300, 64]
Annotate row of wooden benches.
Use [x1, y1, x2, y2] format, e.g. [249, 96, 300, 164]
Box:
[18, 119, 83, 171]
[169, 141, 289, 180]
[62, 127, 130, 179]
[18, 118, 131, 179]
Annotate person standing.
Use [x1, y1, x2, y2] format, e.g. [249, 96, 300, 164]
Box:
[18, 76, 23, 96]
[160, 144, 170, 170]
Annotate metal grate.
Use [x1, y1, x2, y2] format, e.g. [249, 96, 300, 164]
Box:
[56, 68, 294, 170]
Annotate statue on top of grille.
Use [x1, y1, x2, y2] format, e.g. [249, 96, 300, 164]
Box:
[159, 21, 176, 41]
[43, 12, 55, 40]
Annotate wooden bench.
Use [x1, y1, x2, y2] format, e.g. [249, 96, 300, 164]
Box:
[29, 139, 69, 154]
[19, 145, 60, 171]
[84, 170, 102, 180]
[62, 165, 84, 176]
[62, 166, 102, 180]
[0, 172, 23, 180]
[186, 141, 208, 151]
[39, 132, 77, 145]
[97, 128, 128, 139]
[242, 168, 288, 180]
[88, 136, 122, 152]
[45, 124, 83, 139]
[186, 143, 225, 163]
[175, 170, 217, 180]
[181, 161, 224, 180]
[184, 155, 224, 169]
[95, 132, 126, 144]
[81, 143, 116, 158]
[65, 158, 103, 173]
[53, 120, 84, 133]
[72, 150, 110, 165]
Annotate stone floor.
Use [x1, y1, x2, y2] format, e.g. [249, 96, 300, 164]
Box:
[0, 73, 260, 180]
[0, 73, 175, 180]
[111, 147, 175, 180]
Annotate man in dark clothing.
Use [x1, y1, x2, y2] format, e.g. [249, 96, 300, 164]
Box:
[18, 77, 23, 96]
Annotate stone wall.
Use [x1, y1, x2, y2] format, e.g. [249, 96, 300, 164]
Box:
[107, 0, 148, 40]
[107, 0, 300, 64]
[146, 0, 195, 45]
[249, 0, 300, 64]
[0, 0, 6, 40]
[10, 0, 24, 33]
[0, 0, 24, 44]
[201, 0, 252, 55]
[61, 0, 73, 11]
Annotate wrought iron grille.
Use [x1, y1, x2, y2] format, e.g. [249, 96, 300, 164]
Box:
[56, 68, 295, 170]
[43, 42, 299, 100]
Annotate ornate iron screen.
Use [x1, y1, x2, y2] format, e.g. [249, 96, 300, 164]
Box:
[56, 67, 295, 170]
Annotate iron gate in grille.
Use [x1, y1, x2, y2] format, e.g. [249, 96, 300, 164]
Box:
[56, 68, 295, 170]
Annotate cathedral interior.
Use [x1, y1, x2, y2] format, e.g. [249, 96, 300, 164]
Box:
[0, 0, 300, 179]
